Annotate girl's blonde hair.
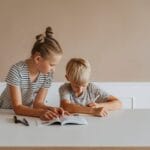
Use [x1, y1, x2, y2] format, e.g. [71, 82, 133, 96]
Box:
[32, 26, 63, 58]
[66, 58, 91, 85]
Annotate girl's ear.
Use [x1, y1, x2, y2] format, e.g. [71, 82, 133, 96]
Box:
[65, 75, 69, 81]
[34, 55, 42, 64]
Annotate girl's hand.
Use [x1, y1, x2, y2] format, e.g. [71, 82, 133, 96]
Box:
[40, 110, 58, 121]
[54, 107, 70, 116]
[92, 107, 108, 117]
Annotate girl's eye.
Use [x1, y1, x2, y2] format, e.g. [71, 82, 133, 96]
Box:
[50, 64, 55, 67]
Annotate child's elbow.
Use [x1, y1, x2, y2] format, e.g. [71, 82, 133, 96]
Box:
[117, 100, 123, 109]
[61, 100, 73, 112]
[13, 105, 23, 115]
[33, 103, 40, 109]
[61, 101, 68, 110]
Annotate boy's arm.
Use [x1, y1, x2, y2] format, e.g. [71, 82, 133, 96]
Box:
[88, 96, 122, 111]
[88, 84, 122, 111]
[61, 99, 93, 114]
[60, 99, 108, 117]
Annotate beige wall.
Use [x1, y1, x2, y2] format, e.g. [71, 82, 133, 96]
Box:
[0, 0, 150, 82]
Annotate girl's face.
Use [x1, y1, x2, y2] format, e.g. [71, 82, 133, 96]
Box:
[35, 54, 62, 74]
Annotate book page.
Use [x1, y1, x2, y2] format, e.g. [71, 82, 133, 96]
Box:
[37, 115, 88, 126]
[60, 115, 88, 125]
[38, 117, 61, 126]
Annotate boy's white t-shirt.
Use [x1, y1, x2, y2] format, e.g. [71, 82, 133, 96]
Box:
[0, 61, 53, 109]
[59, 83, 110, 106]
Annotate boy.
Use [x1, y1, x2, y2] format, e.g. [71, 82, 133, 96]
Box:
[59, 58, 122, 117]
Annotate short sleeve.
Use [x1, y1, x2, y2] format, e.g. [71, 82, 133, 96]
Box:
[5, 65, 21, 86]
[90, 83, 110, 103]
[41, 72, 53, 89]
[59, 84, 71, 101]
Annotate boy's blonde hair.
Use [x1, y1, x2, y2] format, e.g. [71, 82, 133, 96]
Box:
[66, 58, 91, 85]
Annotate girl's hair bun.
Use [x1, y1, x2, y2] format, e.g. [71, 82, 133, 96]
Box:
[36, 34, 45, 42]
[32, 26, 63, 57]
[45, 26, 53, 38]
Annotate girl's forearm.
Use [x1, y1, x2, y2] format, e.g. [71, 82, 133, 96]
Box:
[33, 102, 49, 110]
[13, 105, 45, 117]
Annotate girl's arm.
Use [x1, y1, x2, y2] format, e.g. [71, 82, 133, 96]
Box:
[60, 99, 108, 117]
[9, 85, 57, 120]
[33, 88, 68, 116]
[33, 88, 49, 110]
[87, 96, 122, 110]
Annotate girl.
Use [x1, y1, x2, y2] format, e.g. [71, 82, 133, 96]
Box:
[0, 27, 68, 120]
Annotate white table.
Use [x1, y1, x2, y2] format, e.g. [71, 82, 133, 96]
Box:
[0, 109, 150, 150]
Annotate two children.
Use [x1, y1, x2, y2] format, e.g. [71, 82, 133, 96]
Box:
[59, 58, 122, 117]
[0, 27, 122, 120]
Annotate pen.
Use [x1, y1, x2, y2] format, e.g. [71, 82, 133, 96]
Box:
[13, 116, 29, 126]
[23, 118, 30, 126]
[94, 95, 100, 102]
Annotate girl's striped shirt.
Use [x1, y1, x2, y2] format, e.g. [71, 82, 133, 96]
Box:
[0, 61, 53, 109]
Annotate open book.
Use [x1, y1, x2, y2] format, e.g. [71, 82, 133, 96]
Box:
[37, 115, 88, 126]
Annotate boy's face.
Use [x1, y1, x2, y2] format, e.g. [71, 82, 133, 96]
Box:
[66, 76, 88, 97]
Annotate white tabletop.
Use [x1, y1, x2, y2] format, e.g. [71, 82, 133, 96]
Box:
[0, 109, 150, 149]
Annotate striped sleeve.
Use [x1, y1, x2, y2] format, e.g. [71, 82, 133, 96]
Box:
[41, 72, 53, 88]
[5, 65, 21, 86]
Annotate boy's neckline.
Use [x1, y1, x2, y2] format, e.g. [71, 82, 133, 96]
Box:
[68, 83, 89, 98]
[71, 88, 86, 98]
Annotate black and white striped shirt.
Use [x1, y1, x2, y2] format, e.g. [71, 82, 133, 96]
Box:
[0, 61, 53, 109]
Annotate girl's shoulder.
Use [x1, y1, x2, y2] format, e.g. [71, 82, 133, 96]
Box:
[5, 61, 27, 85]
[10, 60, 27, 72]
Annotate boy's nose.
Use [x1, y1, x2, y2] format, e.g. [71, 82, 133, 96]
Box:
[78, 87, 83, 92]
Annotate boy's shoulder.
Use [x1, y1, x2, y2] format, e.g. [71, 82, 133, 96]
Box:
[59, 83, 72, 91]
[87, 82, 99, 90]
[60, 82, 71, 88]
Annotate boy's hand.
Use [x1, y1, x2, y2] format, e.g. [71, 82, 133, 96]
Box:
[92, 107, 108, 117]
[87, 102, 98, 108]
[48, 107, 70, 117]
[87, 102, 103, 108]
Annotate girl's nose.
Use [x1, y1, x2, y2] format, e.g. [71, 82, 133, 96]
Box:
[50, 67, 55, 72]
